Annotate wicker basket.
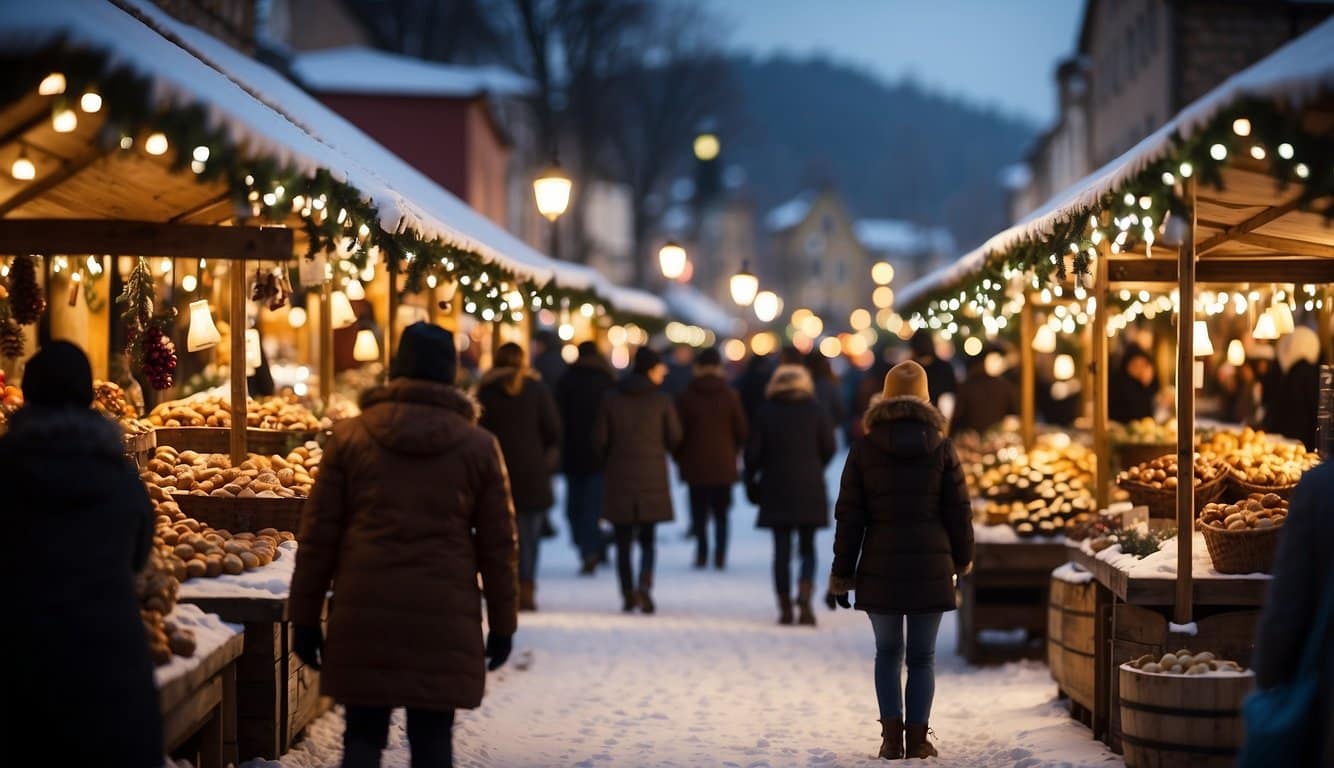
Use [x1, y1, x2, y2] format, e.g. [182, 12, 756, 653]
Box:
[155, 426, 315, 456]
[172, 493, 306, 534]
[1224, 474, 1300, 503]
[1118, 471, 1227, 519]
[1200, 522, 1281, 574]
[1113, 442, 1176, 474]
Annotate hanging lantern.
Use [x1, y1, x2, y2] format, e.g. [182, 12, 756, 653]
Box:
[330, 290, 356, 329]
[1032, 324, 1057, 354]
[730, 260, 759, 307]
[1226, 339, 1246, 367]
[1252, 311, 1279, 340]
[532, 163, 572, 221]
[186, 300, 221, 352]
[753, 290, 782, 323]
[658, 241, 688, 280]
[1193, 320, 1214, 357]
[244, 328, 262, 374]
[353, 329, 381, 362]
[1268, 302, 1295, 335]
[1053, 354, 1076, 381]
[288, 307, 307, 329]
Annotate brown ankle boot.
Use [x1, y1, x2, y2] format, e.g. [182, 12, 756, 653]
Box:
[905, 723, 937, 758]
[519, 581, 537, 612]
[777, 593, 794, 625]
[797, 581, 817, 626]
[878, 718, 904, 760]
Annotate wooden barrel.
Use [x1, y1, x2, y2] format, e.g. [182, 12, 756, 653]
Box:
[1047, 570, 1097, 712]
[1117, 665, 1254, 768]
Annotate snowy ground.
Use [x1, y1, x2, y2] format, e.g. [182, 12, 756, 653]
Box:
[246, 453, 1121, 768]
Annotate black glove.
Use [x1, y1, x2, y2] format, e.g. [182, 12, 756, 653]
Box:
[485, 632, 513, 671]
[293, 624, 323, 671]
[824, 591, 851, 610]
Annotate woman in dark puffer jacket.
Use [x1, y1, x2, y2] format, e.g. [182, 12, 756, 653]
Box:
[827, 361, 973, 760]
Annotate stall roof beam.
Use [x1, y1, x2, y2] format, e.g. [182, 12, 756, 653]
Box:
[1195, 197, 1307, 256]
[1231, 233, 1333, 258]
[0, 150, 108, 217]
[0, 219, 293, 261]
[1106, 256, 1334, 284]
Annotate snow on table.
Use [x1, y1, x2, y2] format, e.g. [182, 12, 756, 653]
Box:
[1078, 532, 1271, 581]
[973, 522, 1066, 546]
[154, 603, 242, 689]
[246, 454, 1119, 768]
[1053, 562, 1094, 585]
[177, 540, 297, 602]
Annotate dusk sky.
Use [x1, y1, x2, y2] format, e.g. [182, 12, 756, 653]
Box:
[690, 0, 1085, 125]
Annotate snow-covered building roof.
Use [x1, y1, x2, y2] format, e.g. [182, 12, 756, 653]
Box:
[289, 46, 535, 98]
[899, 14, 1334, 311]
[854, 219, 956, 257]
[764, 192, 816, 232]
[664, 285, 742, 336]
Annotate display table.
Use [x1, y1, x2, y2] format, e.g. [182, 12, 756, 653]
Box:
[1064, 534, 1269, 752]
[957, 525, 1071, 664]
[156, 605, 244, 768]
[177, 541, 330, 761]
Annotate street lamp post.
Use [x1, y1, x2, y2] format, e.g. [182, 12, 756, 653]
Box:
[533, 162, 572, 260]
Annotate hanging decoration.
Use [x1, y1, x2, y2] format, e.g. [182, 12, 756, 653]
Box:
[116, 256, 177, 390]
[8, 255, 46, 325]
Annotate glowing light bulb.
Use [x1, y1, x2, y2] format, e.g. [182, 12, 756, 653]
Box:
[79, 91, 102, 113]
[144, 132, 169, 155]
[38, 73, 66, 95]
[11, 152, 35, 181]
[1232, 118, 1251, 137]
[51, 108, 77, 133]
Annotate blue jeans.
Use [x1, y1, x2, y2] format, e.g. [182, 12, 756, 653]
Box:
[516, 511, 544, 582]
[566, 473, 605, 561]
[868, 612, 944, 724]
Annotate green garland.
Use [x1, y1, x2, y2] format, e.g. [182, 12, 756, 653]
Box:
[0, 44, 657, 329]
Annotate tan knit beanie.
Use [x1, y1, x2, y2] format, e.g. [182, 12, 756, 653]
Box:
[882, 360, 930, 402]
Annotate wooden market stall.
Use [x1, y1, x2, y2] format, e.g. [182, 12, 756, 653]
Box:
[0, 1, 675, 763]
[897, 17, 1334, 764]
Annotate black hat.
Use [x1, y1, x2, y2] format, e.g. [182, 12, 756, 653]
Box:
[633, 346, 663, 375]
[390, 322, 458, 384]
[577, 340, 601, 359]
[23, 341, 94, 408]
[695, 347, 722, 367]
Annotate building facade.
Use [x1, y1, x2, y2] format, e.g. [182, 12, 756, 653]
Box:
[765, 190, 871, 322]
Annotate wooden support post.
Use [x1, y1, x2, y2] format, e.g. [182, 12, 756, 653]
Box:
[1092, 232, 1112, 510]
[386, 252, 400, 372]
[229, 260, 248, 466]
[1020, 299, 1037, 451]
[319, 281, 334, 406]
[1175, 179, 1197, 626]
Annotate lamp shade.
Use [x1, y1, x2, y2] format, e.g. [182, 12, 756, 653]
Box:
[1053, 353, 1076, 381]
[1253, 311, 1279, 340]
[244, 328, 262, 373]
[186, 300, 221, 352]
[730, 261, 759, 307]
[658, 241, 687, 280]
[1268, 302, 1295, 335]
[330, 290, 356, 329]
[533, 165, 572, 221]
[1032, 324, 1057, 354]
[753, 290, 782, 323]
[1193, 320, 1214, 357]
[353, 329, 380, 362]
[1226, 339, 1246, 367]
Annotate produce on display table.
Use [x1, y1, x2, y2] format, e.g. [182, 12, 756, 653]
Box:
[1197, 493, 1288, 574]
[92, 379, 154, 437]
[141, 444, 321, 500]
[1117, 454, 1226, 491]
[1199, 428, 1319, 495]
[148, 392, 326, 431]
[1109, 418, 1176, 444]
[0, 371, 20, 432]
[964, 434, 1101, 538]
[1125, 650, 1246, 676]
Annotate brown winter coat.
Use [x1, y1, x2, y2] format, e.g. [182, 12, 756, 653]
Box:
[594, 373, 683, 525]
[289, 379, 518, 711]
[674, 369, 748, 486]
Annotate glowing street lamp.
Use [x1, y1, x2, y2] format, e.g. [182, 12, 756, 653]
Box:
[532, 163, 572, 222]
[753, 290, 782, 323]
[659, 241, 688, 281]
[730, 260, 759, 307]
[693, 133, 720, 161]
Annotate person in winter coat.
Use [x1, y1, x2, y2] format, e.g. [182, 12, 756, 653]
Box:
[806, 350, 847, 433]
[1250, 460, 1334, 766]
[479, 342, 562, 612]
[910, 330, 957, 410]
[530, 330, 567, 390]
[949, 348, 1019, 436]
[827, 360, 973, 760]
[594, 347, 682, 613]
[735, 352, 776, 430]
[675, 347, 748, 569]
[1266, 325, 1321, 450]
[746, 363, 837, 626]
[3, 342, 162, 768]
[1108, 344, 1158, 423]
[557, 341, 618, 574]
[290, 323, 517, 768]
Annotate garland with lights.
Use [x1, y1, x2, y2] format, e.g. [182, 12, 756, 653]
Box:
[901, 97, 1334, 339]
[0, 45, 659, 329]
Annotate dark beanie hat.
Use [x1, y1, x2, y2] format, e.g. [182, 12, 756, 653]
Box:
[390, 322, 458, 384]
[577, 340, 601, 359]
[633, 346, 662, 375]
[23, 341, 94, 407]
[696, 347, 722, 367]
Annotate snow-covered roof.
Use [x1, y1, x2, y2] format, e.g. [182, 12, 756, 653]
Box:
[289, 46, 535, 98]
[0, 0, 567, 287]
[764, 192, 816, 232]
[854, 219, 956, 257]
[899, 15, 1334, 310]
[664, 285, 742, 336]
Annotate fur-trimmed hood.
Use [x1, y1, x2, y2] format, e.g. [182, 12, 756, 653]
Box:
[766, 364, 815, 400]
[358, 379, 481, 455]
[862, 395, 948, 458]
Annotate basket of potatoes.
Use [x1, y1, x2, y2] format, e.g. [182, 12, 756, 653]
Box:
[150, 394, 322, 456]
[1197, 494, 1287, 574]
[1116, 453, 1227, 519]
[140, 444, 319, 534]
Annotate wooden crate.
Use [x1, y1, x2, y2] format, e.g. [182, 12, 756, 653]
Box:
[1118, 665, 1253, 768]
[155, 426, 315, 456]
[173, 493, 306, 534]
[1048, 574, 1097, 715]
